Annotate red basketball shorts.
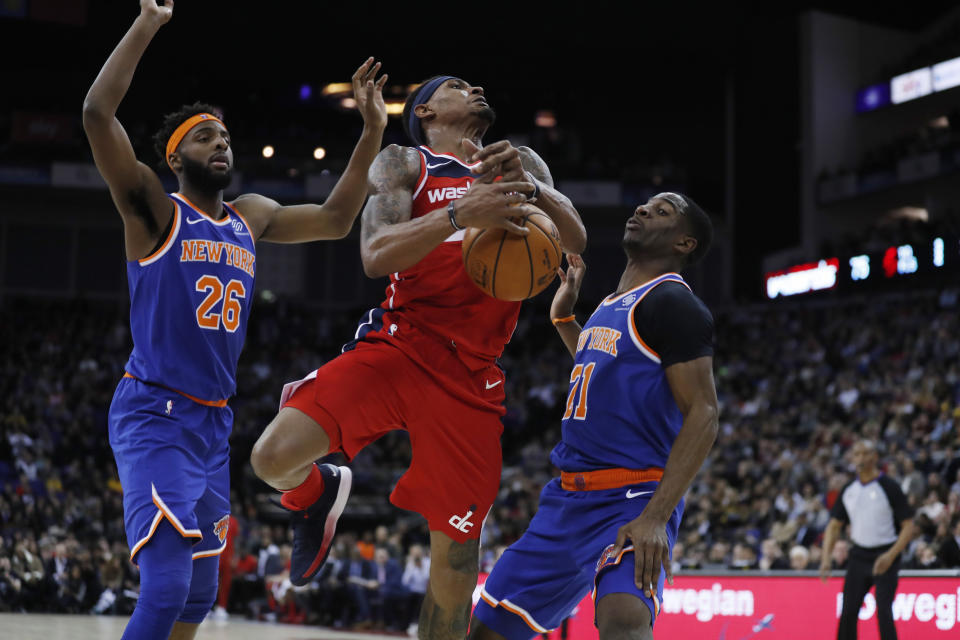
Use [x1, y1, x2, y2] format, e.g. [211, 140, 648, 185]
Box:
[281, 327, 505, 543]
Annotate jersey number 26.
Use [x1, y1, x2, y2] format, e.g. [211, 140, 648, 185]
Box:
[195, 275, 246, 332]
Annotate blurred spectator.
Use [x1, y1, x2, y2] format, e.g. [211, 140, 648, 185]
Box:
[910, 541, 941, 569]
[788, 545, 811, 571]
[309, 541, 350, 627]
[370, 546, 406, 630]
[917, 490, 947, 522]
[831, 539, 850, 571]
[356, 530, 376, 561]
[345, 545, 375, 629]
[758, 538, 788, 571]
[729, 541, 758, 570]
[939, 516, 960, 568]
[901, 457, 926, 504]
[0, 556, 23, 612]
[402, 543, 430, 634]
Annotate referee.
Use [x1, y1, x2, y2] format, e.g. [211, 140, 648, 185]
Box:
[820, 440, 916, 640]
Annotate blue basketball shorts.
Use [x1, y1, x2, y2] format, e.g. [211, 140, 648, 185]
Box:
[474, 477, 682, 639]
[108, 375, 233, 564]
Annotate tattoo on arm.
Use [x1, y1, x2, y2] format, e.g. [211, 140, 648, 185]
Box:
[519, 147, 555, 188]
[360, 144, 419, 242]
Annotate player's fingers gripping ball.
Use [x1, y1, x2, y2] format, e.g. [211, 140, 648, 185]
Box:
[462, 205, 561, 301]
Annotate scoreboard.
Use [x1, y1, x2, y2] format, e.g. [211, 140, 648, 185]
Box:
[764, 236, 957, 299]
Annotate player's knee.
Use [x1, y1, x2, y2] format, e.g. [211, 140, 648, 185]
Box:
[179, 556, 219, 623]
[250, 431, 284, 483]
[137, 581, 190, 622]
[137, 555, 192, 621]
[428, 536, 480, 605]
[597, 594, 652, 640]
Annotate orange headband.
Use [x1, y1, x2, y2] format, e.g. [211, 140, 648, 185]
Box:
[165, 113, 224, 170]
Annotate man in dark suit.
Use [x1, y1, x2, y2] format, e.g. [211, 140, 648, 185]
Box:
[345, 546, 376, 629]
[370, 546, 408, 630]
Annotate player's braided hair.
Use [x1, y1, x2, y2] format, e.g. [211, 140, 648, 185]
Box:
[152, 102, 223, 169]
[679, 194, 713, 266]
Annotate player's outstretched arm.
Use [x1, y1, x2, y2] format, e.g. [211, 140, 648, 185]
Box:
[466, 140, 587, 254]
[82, 0, 174, 259]
[234, 59, 389, 243]
[360, 147, 534, 278]
[610, 355, 718, 598]
[550, 254, 586, 357]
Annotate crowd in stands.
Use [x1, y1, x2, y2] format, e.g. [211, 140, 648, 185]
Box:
[826, 214, 955, 257]
[2, 280, 959, 625]
[817, 13, 960, 199]
[816, 107, 960, 195]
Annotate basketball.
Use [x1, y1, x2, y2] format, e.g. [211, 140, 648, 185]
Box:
[461, 206, 562, 301]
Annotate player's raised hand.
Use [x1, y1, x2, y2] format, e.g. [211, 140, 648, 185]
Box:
[610, 511, 672, 599]
[352, 58, 388, 131]
[139, 0, 173, 26]
[551, 254, 585, 320]
[451, 182, 534, 235]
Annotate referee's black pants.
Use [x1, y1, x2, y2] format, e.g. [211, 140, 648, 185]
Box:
[837, 544, 900, 640]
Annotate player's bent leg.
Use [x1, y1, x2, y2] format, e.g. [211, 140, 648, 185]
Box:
[252, 408, 351, 586]
[468, 618, 510, 640]
[419, 530, 480, 640]
[121, 520, 193, 640]
[596, 593, 653, 640]
[250, 407, 330, 489]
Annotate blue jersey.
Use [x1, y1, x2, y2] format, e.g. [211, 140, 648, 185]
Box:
[550, 273, 689, 472]
[124, 193, 256, 403]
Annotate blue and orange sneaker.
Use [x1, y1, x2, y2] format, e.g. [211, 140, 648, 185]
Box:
[288, 463, 352, 586]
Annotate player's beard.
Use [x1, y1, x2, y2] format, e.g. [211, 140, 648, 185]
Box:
[181, 155, 233, 193]
[476, 105, 496, 127]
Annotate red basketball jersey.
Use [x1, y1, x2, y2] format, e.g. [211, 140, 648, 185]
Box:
[344, 145, 521, 370]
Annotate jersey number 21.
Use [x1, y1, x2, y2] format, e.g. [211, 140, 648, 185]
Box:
[563, 362, 595, 420]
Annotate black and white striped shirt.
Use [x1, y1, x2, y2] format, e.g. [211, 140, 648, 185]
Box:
[830, 475, 913, 549]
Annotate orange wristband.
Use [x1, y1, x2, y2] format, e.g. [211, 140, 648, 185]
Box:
[551, 314, 576, 326]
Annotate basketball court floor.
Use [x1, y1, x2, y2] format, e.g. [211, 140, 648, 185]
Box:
[0, 614, 394, 640]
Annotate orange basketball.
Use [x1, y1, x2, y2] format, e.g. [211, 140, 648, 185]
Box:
[461, 207, 562, 301]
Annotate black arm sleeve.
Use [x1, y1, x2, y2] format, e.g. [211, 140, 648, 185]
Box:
[631, 281, 714, 367]
[878, 475, 914, 526]
[830, 483, 852, 523]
